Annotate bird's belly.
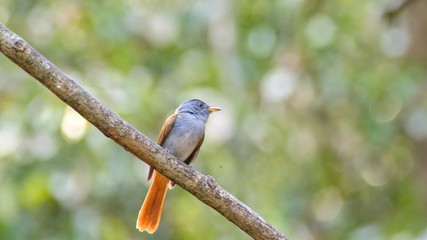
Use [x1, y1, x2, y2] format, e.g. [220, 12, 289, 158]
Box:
[162, 126, 203, 161]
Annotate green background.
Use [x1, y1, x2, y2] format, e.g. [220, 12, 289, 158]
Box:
[1, 0, 427, 239]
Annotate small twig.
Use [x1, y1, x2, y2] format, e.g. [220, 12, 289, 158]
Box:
[0, 23, 288, 240]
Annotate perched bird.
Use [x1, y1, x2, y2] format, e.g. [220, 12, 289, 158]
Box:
[136, 99, 221, 233]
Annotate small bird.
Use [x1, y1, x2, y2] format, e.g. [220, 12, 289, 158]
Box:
[136, 99, 221, 233]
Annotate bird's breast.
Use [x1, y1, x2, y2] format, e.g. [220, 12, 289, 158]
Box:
[162, 115, 205, 161]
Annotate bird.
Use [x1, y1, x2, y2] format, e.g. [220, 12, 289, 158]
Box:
[136, 99, 221, 234]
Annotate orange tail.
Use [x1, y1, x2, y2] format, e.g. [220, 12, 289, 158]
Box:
[136, 171, 170, 233]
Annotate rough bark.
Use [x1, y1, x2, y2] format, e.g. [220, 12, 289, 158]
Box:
[0, 23, 288, 240]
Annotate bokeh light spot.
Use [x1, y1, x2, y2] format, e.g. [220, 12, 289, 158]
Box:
[312, 187, 343, 222]
[260, 68, 297, 104]
[305, 14, 336, 48]
[27, 132, 58, 161]
[361, 165, 389, 187]
[247, 25, 277, 58]
[61, 106, 88, 142]
[404, 108, 427, 141]
[0, 125, 21, 158]
[381, 27, 410, 58]
[369, 95, 402, 123]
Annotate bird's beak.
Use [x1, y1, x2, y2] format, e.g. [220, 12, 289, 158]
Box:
[209, 107, 221, 113]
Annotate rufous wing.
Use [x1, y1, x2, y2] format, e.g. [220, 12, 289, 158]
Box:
[147, 113, 178, 182]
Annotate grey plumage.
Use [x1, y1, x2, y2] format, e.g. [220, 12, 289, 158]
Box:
[137, 99, 220, 233]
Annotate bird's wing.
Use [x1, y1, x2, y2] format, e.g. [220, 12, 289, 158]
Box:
[147, 113, 178, 182]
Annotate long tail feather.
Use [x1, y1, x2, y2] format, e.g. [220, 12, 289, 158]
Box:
[136, 171, 169, 233]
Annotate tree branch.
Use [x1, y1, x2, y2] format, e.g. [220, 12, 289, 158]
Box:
[0, 23, 287, 240]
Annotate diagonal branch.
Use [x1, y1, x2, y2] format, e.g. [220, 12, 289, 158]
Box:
[0, 23, 287, 240]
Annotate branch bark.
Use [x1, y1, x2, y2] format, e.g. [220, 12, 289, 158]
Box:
[0, 23, 288, 240]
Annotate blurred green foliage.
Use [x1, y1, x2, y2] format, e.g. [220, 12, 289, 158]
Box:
[1, 0, 427, 239]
